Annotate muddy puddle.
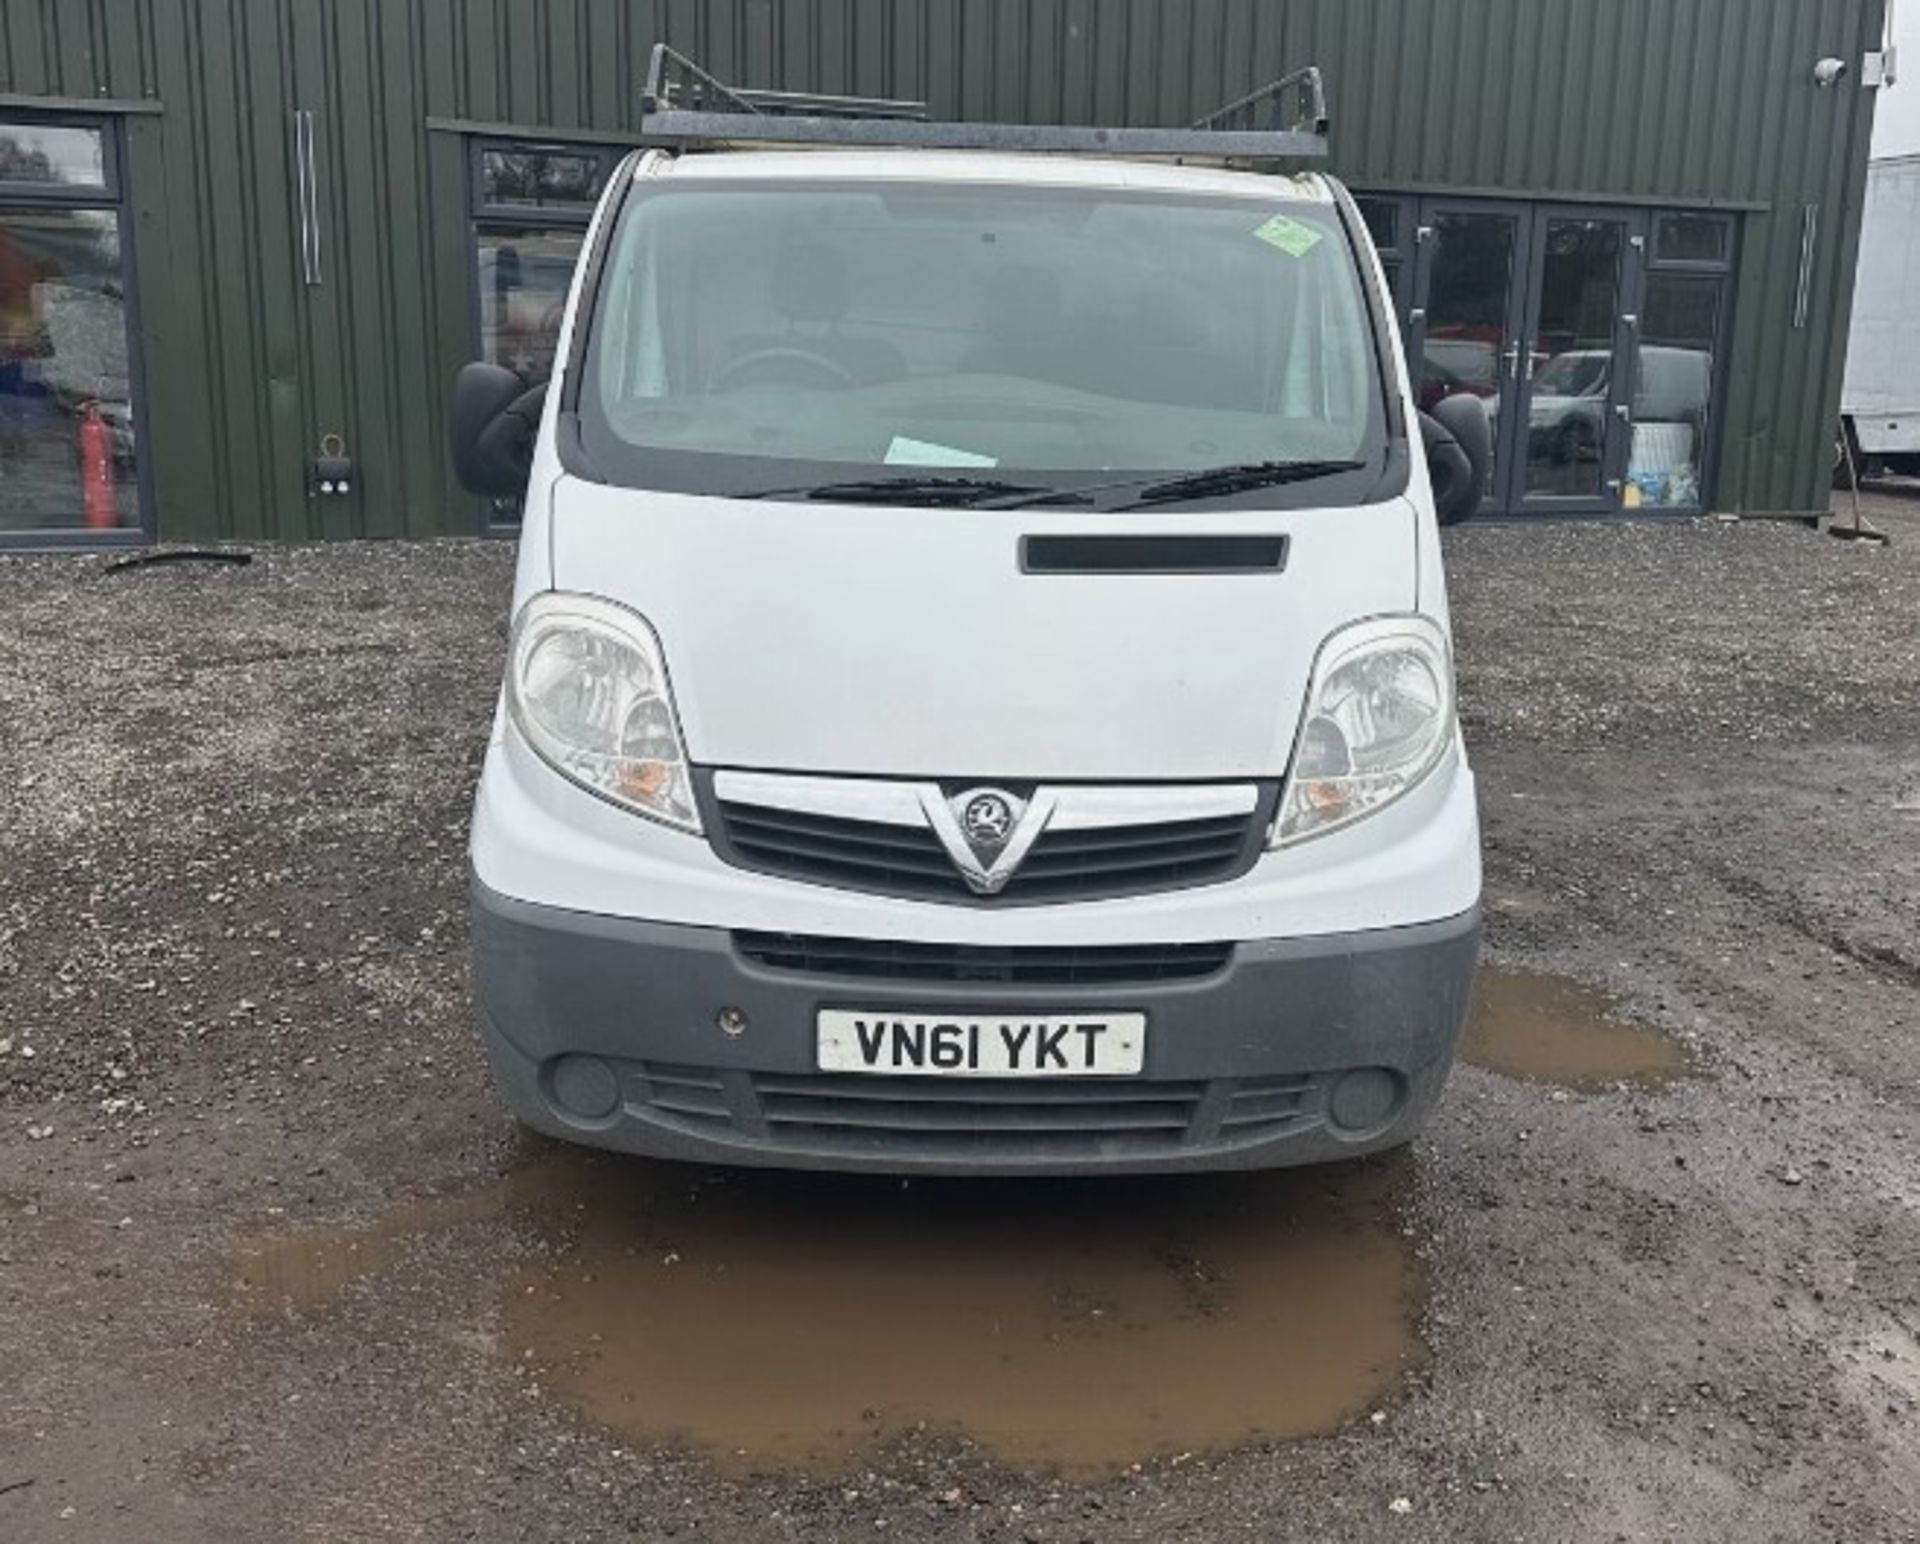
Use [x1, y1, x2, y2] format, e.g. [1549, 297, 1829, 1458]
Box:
[231, 1185, 517, 1316]
[232, 1152, 1422, 1476]
[1463, 966, 1688, 1089]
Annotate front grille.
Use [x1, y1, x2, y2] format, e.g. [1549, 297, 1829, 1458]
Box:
[626, 1061, 1319, 1158]
[734, 932, 1235, 985]
[1219, 1074, 1315, 1135]
[1008, 813, 1258, 899]
[754, 1072, 1205, 1152]
[706, 783, 1275, 904]
[634, 1062, 731, 1126]
[718, 801, 957, 893]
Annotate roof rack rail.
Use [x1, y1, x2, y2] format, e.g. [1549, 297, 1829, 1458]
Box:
[637, 44, 1330, 165]
[641, 44, 929, 122]
[1191, 67, 1329, 139]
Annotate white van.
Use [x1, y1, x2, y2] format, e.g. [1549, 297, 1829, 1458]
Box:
[451, 51, 1489, 1174]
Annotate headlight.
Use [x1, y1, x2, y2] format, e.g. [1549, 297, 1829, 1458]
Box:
[506, 592, 699, 833]
[1272, 615, 1454, 846]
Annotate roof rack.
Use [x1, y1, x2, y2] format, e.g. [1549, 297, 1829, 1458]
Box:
[637, 44, 1330, 166]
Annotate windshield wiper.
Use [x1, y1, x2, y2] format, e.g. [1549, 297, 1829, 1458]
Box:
[742, 475, 1058, 506]
[1113, 459, 1367, 509]
[987, 459, 1364, 511]
[742, 461, 1362, 510]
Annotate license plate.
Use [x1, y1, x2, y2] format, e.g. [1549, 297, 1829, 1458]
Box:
[817, 1011, 1147, 1077]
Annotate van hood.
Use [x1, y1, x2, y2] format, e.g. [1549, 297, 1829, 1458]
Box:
[550, 481, 1418, 781]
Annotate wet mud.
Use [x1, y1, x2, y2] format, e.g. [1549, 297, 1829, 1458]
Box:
[232, 1184, 516, 1317]
[1463, 966, 1688, 1089]
[234, 1150, 1424, 1475]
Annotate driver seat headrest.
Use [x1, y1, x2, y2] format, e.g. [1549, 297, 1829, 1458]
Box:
[771, 243, 850, 325]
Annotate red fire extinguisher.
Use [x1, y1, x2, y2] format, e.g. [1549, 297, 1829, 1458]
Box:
[78, 400, 117, 531]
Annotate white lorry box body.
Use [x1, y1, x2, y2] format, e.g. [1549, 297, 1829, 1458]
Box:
[1844, 157, 1920, 464]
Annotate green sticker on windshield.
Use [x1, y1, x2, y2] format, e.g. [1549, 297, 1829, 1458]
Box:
[1253, 214, 1324, 257]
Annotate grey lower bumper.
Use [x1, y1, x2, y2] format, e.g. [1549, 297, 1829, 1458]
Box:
[469, 878, 1480, 1175]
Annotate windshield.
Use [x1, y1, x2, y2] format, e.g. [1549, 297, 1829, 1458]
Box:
[574, 177, 1390, 504]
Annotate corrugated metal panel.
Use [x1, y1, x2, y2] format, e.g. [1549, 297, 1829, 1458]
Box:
[0, 0, 1887, 536]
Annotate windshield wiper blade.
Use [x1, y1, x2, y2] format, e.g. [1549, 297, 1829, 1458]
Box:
[1115, 459, 1366, 508]
[743, 475, 1055, 506]
[982, 459, 1365, 511]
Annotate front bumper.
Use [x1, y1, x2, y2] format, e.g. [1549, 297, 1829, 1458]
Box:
[470, 878, 1480, 1175]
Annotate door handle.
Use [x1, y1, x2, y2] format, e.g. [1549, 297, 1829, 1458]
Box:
[293, 109, 321, 286]
[1503, 342, 1520, 380]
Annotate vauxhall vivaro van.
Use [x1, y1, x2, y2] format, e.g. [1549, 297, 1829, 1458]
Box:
[451, 49, 1490, 1174]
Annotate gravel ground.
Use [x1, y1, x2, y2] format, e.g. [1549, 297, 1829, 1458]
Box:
[3, 494, 1919, 1541]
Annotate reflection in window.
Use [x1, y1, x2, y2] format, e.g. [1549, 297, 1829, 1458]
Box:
[480, 147, 603, 211]
[0, 122, 107, 189]
[1654, 213, 1729, 266]
[1627, 274, 1720, 509]
[470, 140, 615, 524]
[476, 227, 583, 382]
[0, 208, 140, 531]
[1525, 218, 1624, 498]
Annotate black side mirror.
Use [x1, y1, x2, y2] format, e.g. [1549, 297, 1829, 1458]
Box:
[448, 362, 545, 499]
[1420, 393, 1493, 525]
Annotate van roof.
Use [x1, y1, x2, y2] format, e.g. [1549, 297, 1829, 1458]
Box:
[644, 148, 1334, 203]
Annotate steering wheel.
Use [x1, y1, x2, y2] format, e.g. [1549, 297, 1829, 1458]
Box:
[711, 347, 857, 393]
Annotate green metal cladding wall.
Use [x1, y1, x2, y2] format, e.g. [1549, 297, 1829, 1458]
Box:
[0, 0, 1886, 539]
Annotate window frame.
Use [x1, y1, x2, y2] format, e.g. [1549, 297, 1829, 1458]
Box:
[0, 115, 118, 202]
[1347, 190, 1739, 519]
[1648, 211, 1735, 273]
[0, 107, 151, 549]
[1352, 194, 1416, 319]
[1628, 211, 1738, 516]
[464, 137, 622, 530]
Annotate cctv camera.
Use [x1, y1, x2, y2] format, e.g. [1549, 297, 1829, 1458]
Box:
[1814, 57, 1850, 86]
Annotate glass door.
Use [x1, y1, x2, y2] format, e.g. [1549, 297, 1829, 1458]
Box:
[1397, 199, 1707, 515]
[1407, 203, 1532, 518]
[1510, 208, 1643, 515]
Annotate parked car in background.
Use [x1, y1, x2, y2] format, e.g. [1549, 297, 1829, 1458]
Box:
[1523, 344, 1711, 471]
[1418, 335, 1501, 414]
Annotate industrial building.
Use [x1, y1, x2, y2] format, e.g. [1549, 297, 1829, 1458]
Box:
[0, 0, 1891, 544]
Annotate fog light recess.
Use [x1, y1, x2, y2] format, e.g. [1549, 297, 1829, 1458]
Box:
[1326, 1067, 1406, 1136]
[548, 1053, 621, 1122]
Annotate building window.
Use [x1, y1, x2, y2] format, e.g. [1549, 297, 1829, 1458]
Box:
[1627, 214, 1734, 511]
[468, 139, 621, 523]
[1353, 194, 1413, 318]
[1653, 213, 1730, 266]
[0, 115, 144, 538]
[478, 145, 605, 213]
[470, 140, 619, 383]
